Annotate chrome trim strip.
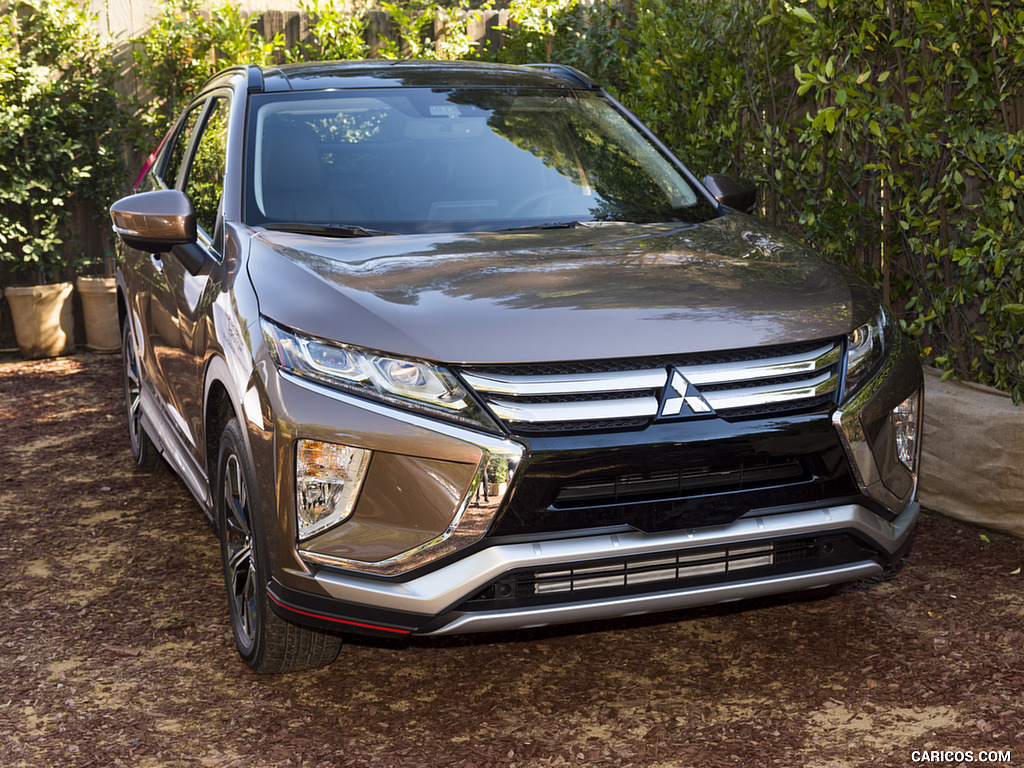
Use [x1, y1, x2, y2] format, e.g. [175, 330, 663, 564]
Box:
[462, 369, 666, 396]
[278, 370, 526, 576]
[680, 343, 841, 386]
[312, 501, 918, 621]
[138, 371, 212, 512]
[487, 395, 660, 423]
[427, 562, 881, 635]
[706, 372, 839, 410]
[832, 336, 922, 515]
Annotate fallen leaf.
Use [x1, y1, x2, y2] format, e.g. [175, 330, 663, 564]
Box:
[103, 645, 141, 657]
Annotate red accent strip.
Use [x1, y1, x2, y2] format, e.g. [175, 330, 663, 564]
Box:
[268, 591, 411, 635]
[133, 131, 171, 191]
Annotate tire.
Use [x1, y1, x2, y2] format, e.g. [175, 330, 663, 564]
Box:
[121, 321, 159, 471]
[215, 418, 343, 673]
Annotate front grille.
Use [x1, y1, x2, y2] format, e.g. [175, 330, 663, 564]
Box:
[459, 339, 843, 434]
[488, 415, 857, 537]
[461, 533, 873, 610]
[553, 458, 807, 508]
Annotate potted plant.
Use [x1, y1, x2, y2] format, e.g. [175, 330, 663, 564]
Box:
[0, 0, 126, 358]
[73, 241, 121, 353]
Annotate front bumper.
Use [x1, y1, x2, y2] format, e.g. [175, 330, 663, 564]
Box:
[260, 329, 923, 638]
[269, 500, 918, 636]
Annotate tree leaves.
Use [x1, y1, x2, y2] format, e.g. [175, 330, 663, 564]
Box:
[790, 6, 816, 25]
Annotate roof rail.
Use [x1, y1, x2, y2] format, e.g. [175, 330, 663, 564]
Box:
[245, 65, 265, 94]
[522, 63, 598, 90]
[195, 64, 265, 95]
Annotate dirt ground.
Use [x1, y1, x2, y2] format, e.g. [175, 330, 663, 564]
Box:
[1, 351, 1023, 768]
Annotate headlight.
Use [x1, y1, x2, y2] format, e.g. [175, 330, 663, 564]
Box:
[261, 318, 496, 430]
[843, 307, 890, 398]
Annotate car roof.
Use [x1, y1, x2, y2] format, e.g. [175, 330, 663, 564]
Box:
[255, 60, 597, 93]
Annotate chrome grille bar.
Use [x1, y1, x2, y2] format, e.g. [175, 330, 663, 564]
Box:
[703, 371, 840, 411]
[679, 343, 841, 386]
[462, 369, 666, 396]
[486, 396, 660, 424]
[460, 340, 843, 431]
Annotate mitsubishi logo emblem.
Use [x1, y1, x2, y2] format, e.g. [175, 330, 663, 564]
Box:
[659, 370, 714, 419]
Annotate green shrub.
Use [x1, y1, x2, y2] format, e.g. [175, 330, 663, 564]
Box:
[121, 0, 1024, 399]
[516, 0, 1024, 401]
[777, 0, 1024, 400]
[132, 0, 284, 138]
[288, 0, 368, 62]
[0, 0, 126, 283]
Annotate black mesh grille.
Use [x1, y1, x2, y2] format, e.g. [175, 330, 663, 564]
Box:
[511, 417, 652, 434]
[554, 458, 807, 508]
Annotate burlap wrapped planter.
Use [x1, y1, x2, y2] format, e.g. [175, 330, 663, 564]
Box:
[4, 282, 75, 359]
[919, 367, 1024, 538]
[76, 276, 120, 353]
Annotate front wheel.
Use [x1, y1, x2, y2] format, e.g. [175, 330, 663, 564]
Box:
[215, 418, 342, 673]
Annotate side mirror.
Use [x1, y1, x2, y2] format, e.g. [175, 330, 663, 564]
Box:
[702, 174, 757, 214]
[111, 189, 197, 253]
[111, 190, 208, 276]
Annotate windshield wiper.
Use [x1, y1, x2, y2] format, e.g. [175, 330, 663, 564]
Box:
[494, 220, 636, 233]
[494, 221, 583, 233]
[261, 222, 395, 238]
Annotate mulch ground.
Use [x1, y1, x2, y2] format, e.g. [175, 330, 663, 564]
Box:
[1, 351, 1023, 768]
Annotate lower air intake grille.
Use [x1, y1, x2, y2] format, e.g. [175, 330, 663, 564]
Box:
[461, 534, 873, 611]
[534, 543, 775, 595]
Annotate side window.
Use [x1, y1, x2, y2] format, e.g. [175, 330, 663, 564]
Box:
[161, 106, 203, 188]
[184, 97, 229, 239]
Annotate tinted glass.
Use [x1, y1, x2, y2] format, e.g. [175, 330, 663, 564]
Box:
[185, 97, 229, 237]
[161, 104, 203, 188]
[245, 88, 714, 234]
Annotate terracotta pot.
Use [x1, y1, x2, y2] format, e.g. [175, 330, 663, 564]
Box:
[76, 276, 120, 353]
[4, 282, 75, 359]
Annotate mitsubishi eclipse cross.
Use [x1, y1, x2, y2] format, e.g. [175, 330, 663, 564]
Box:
[110, 60, 923, 673]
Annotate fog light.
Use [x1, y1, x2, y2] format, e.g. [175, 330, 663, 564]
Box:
[892, 393, 920, 470]
[296, 440, 370, 540]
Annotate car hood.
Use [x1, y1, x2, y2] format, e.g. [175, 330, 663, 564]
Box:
[246, 214, 871, 364]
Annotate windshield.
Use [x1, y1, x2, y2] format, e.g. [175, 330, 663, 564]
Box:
[245, 87, 714, 234]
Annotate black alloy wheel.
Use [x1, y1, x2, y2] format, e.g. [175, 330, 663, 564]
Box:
[120, 320, 158, 471]
[216, 418, 343, 673]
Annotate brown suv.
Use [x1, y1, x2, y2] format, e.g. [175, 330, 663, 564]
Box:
[110, 61, 923, 673]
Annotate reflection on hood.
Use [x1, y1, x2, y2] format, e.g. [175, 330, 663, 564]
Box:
[248, 215, 865, 365]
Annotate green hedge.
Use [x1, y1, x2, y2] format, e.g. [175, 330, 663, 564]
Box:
[518, 0, 1024, 402]
[13, 0, 1022, 400]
